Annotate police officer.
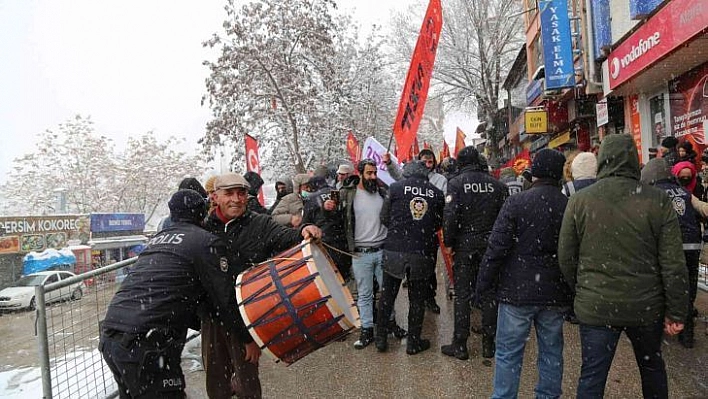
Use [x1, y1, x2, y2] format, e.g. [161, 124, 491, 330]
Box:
[302, 176, 351, 281]
[100, 189, 247, 398]
[440, 146, 508, 360]
[375, 161, 444, 354]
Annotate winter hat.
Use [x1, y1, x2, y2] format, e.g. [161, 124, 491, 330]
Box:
[640, 158, 672, 185]
[457, 146, 480, 168]
[243, 171, 264, 195]
[532, 149, 566, 180]
[214, 173, 250, 191]
[337, 164, 353, 174]
[292, 173, 311, 189]
[661, 136, 678, 149]
[571, 152, 598, 180]
[314, 165, 329, 179]
[403, 160, 429, 179]
[169, 189, 207, 223]
[178, 177, 207, 198]
[308, 176, 329, 192]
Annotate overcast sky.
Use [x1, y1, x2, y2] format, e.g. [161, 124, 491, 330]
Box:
[0, 0, 477, 186]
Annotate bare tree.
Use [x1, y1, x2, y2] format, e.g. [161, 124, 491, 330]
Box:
[391, 0, 524, 159]
[0, 116, 204, 218]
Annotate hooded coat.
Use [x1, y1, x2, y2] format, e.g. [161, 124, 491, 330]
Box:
[558, 134, 688, 327]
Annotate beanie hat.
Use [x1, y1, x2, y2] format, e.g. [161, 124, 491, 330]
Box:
[570, 152, 598, 180]
[532, 149, 566, 180]
[403, 160, 430, 179]
[178, 177, 207, 198]
[661, 136, 678, 149]
[457, 146, 480, 168]
[243, 171, 264, 195]
[169, 189, 207, 223]
[307, 176, 329, 192]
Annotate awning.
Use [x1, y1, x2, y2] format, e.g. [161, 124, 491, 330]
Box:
[549, 131, 571, 149]
[88, 235, 148, 250]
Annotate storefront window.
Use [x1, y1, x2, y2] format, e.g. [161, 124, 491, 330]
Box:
[650, 94, 667, 148]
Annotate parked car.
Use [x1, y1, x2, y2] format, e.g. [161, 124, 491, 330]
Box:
[0, 271, 84, 311]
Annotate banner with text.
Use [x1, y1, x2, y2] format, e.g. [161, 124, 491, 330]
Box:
[362, 137, 400, 186]
[539, 0, 575, 90]
[669, 62, 708, 156]
[393, 0, 443, 162]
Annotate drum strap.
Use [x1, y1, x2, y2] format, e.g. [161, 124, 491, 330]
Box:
[321, 242, 359, 259]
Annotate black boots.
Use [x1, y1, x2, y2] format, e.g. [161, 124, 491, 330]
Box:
[482, 334, 495, 359]
[406, 336, 431, 355]
[388, 320, 407, 338]
[354, 328, 374, 349]
[441, 337, 469, 360]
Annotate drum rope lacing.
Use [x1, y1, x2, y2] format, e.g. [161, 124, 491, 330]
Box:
[319, 241, 360, 259]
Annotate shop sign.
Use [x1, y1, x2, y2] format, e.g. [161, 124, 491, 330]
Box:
[669, 62, 708, 154]
[526, 79, 543, 105]
[0, 215, 90, 254]
[90, 213, 145, 233]
[525, 109, 548, 134]
[539, 0, 575, 90]
[530, 135, 551, 152]
[630, 0, 664, 20]
[596, 99, 609, 126]
[592, 0, 612, 61]
[608, 0, 708, 90]
[548, 131, 571, 148]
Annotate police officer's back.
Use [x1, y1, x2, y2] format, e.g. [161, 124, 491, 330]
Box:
[100, 189, 247, 398]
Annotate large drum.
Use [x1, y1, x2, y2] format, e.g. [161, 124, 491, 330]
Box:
[235, 240, 359, 365]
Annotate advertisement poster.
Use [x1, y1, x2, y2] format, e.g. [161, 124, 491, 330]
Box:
[0, 236, 20, 254]
[630, 96, 643, 164]
[669, 62, 708, 154]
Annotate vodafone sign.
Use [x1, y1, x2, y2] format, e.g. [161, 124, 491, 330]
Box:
[608, 0, 708, 90]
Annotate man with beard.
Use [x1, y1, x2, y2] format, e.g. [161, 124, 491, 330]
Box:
[342, 159, 405, 349]
[202, 172, 322, 399]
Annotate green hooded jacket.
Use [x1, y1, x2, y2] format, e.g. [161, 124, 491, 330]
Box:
[558, 134, 688, 326]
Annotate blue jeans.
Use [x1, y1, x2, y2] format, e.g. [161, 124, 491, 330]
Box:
[492, 303, 565, 399]
[351, 250, 384, 329]
[577, 321, 667, 399]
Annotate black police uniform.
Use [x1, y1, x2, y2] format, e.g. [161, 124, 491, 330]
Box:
[100, 190, 246, 398]
[302, 185, 351, 280]
[376, 161, 444, 353]
[443, 159, 508, 357]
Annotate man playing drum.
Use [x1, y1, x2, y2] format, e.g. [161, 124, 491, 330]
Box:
[202, 172, 321, 399]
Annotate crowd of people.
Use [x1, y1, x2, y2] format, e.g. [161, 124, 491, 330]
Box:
[98, 135, 706, 399]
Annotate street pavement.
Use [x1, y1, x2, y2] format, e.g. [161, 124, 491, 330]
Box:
[183, 277, 708, 399]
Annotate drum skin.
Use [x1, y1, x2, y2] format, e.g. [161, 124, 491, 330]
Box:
[235, 241, 359, 365]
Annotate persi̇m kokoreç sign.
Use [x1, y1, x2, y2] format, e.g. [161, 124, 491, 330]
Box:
[539, 0, 575, 91]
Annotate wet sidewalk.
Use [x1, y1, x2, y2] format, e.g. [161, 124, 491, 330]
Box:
[183, 281, 708, 398]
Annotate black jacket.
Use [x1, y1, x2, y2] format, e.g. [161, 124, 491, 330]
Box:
[102, 222, 248, 340]
[247, 195, 268, 214]
[477, 180, 573, 307]
[381, 176, 444, 256]
[443, 165, 508, 252]
[302, 186, 346, 247]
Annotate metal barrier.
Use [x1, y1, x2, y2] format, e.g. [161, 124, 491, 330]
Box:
[700, 263, 708, 292]
[35, 257, 137, 399]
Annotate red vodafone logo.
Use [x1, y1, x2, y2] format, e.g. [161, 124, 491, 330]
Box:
[610, 57, 621, 80]
[247, 149, 260, 174]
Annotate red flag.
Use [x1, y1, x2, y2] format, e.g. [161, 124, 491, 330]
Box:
[454, 127, 466, 157]
[423, 141, 431, 150]
[392, 0, 443, 163]
[413, 137, 420, 156]
[346, 131, 361, 165]
[440, 140, 450, 160]
[245, 134, 264, 205]
[509, 149, 531, 175]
